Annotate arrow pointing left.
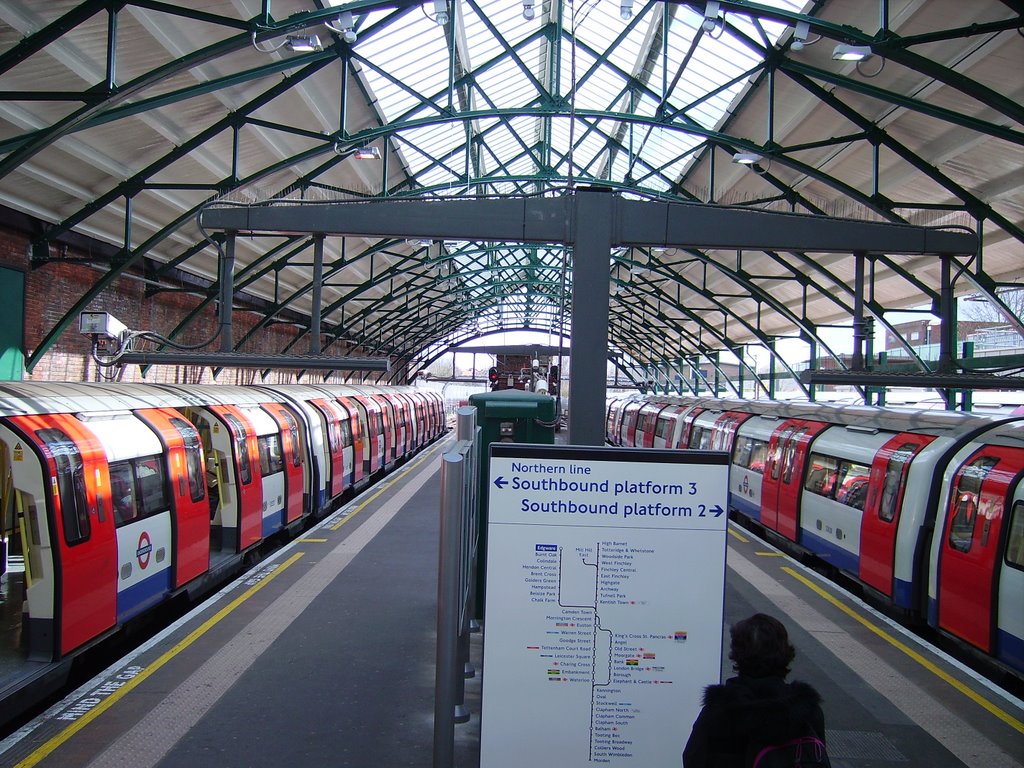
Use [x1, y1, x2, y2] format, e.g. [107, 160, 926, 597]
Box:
[494, 476, 508, 489]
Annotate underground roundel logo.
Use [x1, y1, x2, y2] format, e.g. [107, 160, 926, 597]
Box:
[136, 531, 152, 570]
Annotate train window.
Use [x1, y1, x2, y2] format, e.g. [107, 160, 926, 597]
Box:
[170, 417, 205, 503]
[948, 456, 998, 553]
[805, 454, 839, 497]
[36, 427, 90, 545]
[109, 461, 137, 524]
[781, 430, 804, 484]
[690, 426, 709, 450]
[1005, 501, 1024, 570]
[223, 414, 252, 484]
[340, 418, 353, 449]
[281, 410, 302, 468]
[258, 434, 284, 476]
[655, 416, 670, 439]
[135, 457, 169, 516]
[879, 442, 918, 523]
[733, 437, 768, 474]
[834, 460, 871, 510]
[770, 426, 797, 481]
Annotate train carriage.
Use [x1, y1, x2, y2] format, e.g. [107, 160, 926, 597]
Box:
[608, 392, 1024, 678]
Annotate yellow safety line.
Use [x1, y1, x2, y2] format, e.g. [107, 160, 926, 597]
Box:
[782, 566, 1024, 735]
[17, 551, 306, 768]
[298, 538, 328, 543]
[727, 527, 748, 543]
[756, 551, 786, 557]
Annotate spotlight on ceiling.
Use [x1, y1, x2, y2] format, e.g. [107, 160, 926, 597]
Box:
[286, 34, 323, 52]
[791, 21, 809, 51]
[522, 0, 535, 20]
[352, 146, 381, 160]
[433, 0, 449, 26]
[620, 0, 634, 20]
[325, 11, 357, 44]
[832, 43, 873, 62]
[732, 152, 763, 165]
[702, 1, 723, 35]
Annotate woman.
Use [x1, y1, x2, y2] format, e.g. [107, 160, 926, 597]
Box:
[683, 613, 826, 767]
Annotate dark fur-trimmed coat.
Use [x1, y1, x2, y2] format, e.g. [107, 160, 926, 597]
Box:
[682, 675, 825, 768]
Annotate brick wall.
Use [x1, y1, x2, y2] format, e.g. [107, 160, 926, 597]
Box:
[0, 225, 373, 385]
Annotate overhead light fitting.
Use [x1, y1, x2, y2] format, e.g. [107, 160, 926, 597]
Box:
[791, 21, 809, 51]
[832, 43, 873, 62]
[732, 151, 762, 165]
[324, 11, 357, 44]
[286, 34, 322, 52]
[432, 0, 449, 25]
[251, 31, 323, 54]
[620, 0, 634, 21]
[522, 0, 535, 20]
[702, 1, 724, 37]
[333, 143, 381, 159]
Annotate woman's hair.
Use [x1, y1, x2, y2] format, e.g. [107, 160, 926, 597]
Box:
[728, 613, 796, 678]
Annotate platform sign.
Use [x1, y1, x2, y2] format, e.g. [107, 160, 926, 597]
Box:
[479, 443, 729, 768]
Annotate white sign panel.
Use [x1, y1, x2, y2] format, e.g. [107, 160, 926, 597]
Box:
[479, 444, 729, 768]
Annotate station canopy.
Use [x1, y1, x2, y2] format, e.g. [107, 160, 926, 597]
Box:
[0, 1, 1020, 392]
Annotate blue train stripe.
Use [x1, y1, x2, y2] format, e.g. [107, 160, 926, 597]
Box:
[117, 569, 172, 623]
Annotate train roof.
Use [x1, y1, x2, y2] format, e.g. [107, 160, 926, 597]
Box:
[635, 395, 1020, 436]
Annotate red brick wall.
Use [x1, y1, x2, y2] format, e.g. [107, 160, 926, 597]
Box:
[0, 225, 374, 385]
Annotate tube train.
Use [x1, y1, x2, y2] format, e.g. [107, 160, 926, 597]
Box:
[0, 381, 445, 681]
[606, 394, 1024, 680]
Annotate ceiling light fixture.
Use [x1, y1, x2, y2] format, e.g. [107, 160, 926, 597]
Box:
[252, 31, 323, 53]
[620, 0, 634, 21]
[432, 0, 449, 25]
[791, 21, 810, 51]
[334, 143, 381, 159]
[522, 0, 535, 20]
[832, 43, 872, 62]
[732, 151, 762, 165]
[324, 11, 358, 44]
[702, 1, 724, 37]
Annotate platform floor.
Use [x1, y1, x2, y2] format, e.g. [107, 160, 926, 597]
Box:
[0, 436, 1020, 768]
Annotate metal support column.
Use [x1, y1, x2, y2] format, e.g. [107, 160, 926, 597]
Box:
[219, 233, 236, 353]
[310, 235, 324, 355]
[569, 189, 613, 445]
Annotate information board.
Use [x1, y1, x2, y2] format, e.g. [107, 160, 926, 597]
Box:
[479, 443, 729, 768]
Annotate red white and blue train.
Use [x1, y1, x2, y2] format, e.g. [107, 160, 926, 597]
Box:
[0, 381, 445, 704]
[606, 394, 1024, 681]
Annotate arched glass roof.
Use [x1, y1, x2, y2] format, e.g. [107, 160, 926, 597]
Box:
[0, 1, 1020, 393]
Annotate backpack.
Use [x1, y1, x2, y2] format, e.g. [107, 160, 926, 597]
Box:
[749, 734, 831, 768]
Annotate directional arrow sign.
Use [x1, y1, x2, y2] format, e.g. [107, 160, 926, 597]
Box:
[493, 475, 508, 489]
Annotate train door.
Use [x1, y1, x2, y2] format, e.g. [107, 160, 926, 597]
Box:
[710, 412, 752, 452]
[355, 397, 384, 475]
[2, 414, 117, 659]
[761, 419, 828, 540]
[262, 403, 305, 526]
[134, 409, 210, 588]
[859, 434, 935, 598]
[337, 397, 365, 486]
[999, 493, 1024, 671]
[622, 401, 644, 446]
[375, 395, 396, 463]
[309, 398, 347, 499]
[199, 406, 262, 553]
[935, 446, 1024, 654]
[674, 408, 706, 449]
[239, 406, 287, 537]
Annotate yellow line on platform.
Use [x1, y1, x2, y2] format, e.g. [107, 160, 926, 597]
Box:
[727, 527, 748, 543]
[756, 551, 786, 557]
[17, 551, 306, 768]
[782, 566, 1024, 735]
[299, 538, 328, 543]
